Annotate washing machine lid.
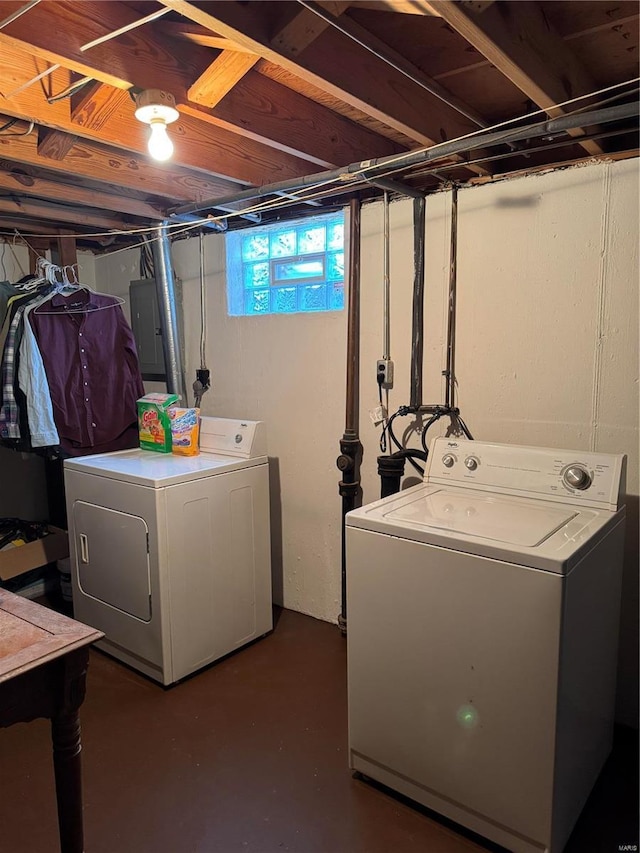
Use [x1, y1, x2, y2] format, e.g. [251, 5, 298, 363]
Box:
[385, 488, 576, 547]
[346, 483, 623, 573]
[63, 448, 267, 487]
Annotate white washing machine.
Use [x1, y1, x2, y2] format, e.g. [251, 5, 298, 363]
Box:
[346, 437, 626, 853]
[63, 417, 272, 685]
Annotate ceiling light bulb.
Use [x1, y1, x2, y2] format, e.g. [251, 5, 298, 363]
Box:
[147, 118, 174, 161]
[134, 89, 179, 161]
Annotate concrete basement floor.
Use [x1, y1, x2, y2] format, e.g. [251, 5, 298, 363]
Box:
[0, 607, 637, 853]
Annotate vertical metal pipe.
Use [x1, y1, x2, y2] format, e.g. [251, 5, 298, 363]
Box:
[152, 222, 188, 404]
[409, 196, 426, 409]
[337, 198, 363, 633]
[382, 192, 391, 361]
[344, 199, 361, 437]
[445, 186, 459, 410]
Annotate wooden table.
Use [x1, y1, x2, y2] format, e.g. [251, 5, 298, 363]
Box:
[0, 590, 103, 853]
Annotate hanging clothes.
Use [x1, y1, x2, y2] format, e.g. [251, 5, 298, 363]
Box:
[18, 296, 60, 447]
[0, 282, 52, 442]
[0, 260, 145, 458]
[27, 287, 145, 456]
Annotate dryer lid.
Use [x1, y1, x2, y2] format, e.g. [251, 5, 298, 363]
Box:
[383, 488, 577, 547]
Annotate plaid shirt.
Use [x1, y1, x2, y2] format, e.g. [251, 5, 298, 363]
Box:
[0, 288, 52, 440]
[0, 303, 26, 438]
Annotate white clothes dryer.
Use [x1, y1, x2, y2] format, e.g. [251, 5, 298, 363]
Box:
[346, 437, 626, 853]
[64, 417, 272, 685]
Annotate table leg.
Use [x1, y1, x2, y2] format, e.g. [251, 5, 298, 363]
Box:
[51, 647, 90, 853]
[51, 710, 84, 853]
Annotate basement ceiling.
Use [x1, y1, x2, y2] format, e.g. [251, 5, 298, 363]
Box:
[0, 0, 638, 252]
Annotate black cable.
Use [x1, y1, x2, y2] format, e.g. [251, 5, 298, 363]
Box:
[457, 415, 474, 440]
[387, 408, 425, 474]
[420, 412, 443, 456]
[378, 378, 387, 453]
[0, 118, 18, 133]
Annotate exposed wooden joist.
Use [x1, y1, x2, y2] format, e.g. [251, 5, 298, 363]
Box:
[0, 4, 411, 179]
[0, 219, 120, 246]
[419, 0, 604, 156]
[343, 1, 440, 14]
[159, 0, 480, 148]
[181, 68, 404, 169]
[306, 0, 489, 131]
[0, 0, 211, 99]
[161, 21, 255, 52]
[272, 1, 350, 56]
[0, 120, 239, 204]
[37, 127, 77, 160]
[0, 167, 165, 219]
[71, 82, 132, 131]
[0, 45, 318, 186]
[0, 218, 60, 236]
[188, 50, 259, 108]
[0, 195, 136, 230]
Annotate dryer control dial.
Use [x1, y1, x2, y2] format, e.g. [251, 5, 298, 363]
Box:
[563, 465, 592, 491]
[464, 456, 479, 471]
[442, 454, 456, 468]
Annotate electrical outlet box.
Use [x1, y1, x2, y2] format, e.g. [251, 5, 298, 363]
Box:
[376, 358, 394, 388]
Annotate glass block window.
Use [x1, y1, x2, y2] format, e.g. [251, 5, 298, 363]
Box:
[226, 211, 345, 316]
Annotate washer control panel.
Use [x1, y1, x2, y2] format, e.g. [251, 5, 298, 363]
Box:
[427, 438, 626, 509]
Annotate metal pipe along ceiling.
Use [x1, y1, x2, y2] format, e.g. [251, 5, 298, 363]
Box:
[169, 100, 638, 219]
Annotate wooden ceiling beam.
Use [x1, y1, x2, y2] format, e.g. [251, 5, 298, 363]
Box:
[188, 50, 259, 109]
[181, 68, 403, 168]
[418, 1, 604, 156]
[308, 0, 489, 131]
[0, 45, 318, 186]
[0, 166, 166, 220]
[37, 127, 77, 160]
[0, 0, 211, 99]
[272, 2, 350, 56]
[70, 82, 132, 131]
[0, 122, 238, 204]
[161, 21, 255, 52]
[159, 0, 480, 148]
[344, 1, 441, 13]
[0, 7, 410, 179]
[0, 196, 137, 230]
[0, 218, 56, 237]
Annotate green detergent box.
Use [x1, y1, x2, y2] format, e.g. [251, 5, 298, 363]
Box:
[137, 393, 180, 452]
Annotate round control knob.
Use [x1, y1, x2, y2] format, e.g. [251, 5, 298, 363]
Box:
[465, 456, 479, 471]
[442, 454, 456, 468]
[563, 465, 592, 491]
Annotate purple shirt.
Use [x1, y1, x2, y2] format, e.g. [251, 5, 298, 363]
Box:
[28, 290, 145, 456]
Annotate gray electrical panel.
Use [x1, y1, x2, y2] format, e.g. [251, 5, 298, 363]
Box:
[130, 279, 165, 381]
[129, 279, 184, 382]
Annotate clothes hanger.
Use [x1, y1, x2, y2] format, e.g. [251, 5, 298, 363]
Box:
[32, 262, 125, 314]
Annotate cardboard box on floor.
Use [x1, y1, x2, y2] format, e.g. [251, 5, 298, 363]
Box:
[0, 527, 69, 582]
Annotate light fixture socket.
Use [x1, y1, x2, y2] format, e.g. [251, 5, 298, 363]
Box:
[134, 89, 179, 125]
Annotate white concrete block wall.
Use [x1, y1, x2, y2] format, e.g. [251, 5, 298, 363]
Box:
[91, 157, 638, 725]
[169, 234, 348, 622]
